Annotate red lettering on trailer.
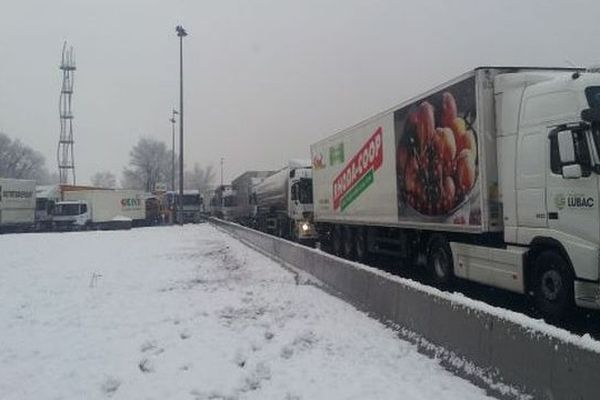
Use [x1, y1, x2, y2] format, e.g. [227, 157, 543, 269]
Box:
[332, 127, 383, 210]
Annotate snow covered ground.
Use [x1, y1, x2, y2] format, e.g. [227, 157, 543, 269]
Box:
[0, 224, 497, 400]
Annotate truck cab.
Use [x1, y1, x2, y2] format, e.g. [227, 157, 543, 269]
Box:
[289, 167, 317, 241]
[211, 185, 237, 221]
[493, 68, 600, 314]
[53, 200, 89, 229]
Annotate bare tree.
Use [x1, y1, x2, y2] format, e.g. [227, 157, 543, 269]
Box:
[91, 171, 117, 188]
[121, 137, 170, 191]
[0, 132, 50, 181]
[185, 163, 215, 191]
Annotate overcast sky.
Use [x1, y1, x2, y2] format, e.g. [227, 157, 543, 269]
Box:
[1, 0, 600, 185]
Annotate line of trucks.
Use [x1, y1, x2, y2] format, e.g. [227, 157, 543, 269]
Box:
[218, 66, 600, 320]
[0, 182, 205, 232]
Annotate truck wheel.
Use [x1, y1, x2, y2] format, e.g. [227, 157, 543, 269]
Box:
[342, 226, 355, 260]
[427, 235, 453, 286]
[355, 227, 368, 263]
[331, 225, 343, 257]
[533, 251, 574, 321]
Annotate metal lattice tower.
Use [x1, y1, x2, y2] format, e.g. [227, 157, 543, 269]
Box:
[57, 41, 76, 184]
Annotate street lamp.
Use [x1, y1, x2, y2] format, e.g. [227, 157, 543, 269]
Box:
[176, 25, 187, 225]
[170, 109, 178, 193]
[220, 157, 224, 208]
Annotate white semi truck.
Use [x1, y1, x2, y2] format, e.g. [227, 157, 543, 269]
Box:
[311, 66, 600, 319]
[211, 185, 237, 221]
[253, 160, 317, 242]
[0, 178, 36, 232]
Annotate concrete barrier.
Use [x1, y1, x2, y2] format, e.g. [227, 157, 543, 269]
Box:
[211, 219, 600, 400]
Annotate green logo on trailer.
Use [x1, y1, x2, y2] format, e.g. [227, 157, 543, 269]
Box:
[329, 143, 345, 166]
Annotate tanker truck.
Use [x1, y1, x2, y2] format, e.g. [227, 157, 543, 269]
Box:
[311, 66, 600, 320]
[253, 160, 317, 243]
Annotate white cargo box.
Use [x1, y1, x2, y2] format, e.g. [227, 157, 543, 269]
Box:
[63, 189, 146, 223]
[0, 178, 36, 226]
[310, 69, 502, 233]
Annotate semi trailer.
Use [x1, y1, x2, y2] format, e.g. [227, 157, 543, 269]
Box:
[230, 170, 274, 225]
[0, 178, 36, 232]
[253, 160, 317, 242]
[311, 66, 600, 319]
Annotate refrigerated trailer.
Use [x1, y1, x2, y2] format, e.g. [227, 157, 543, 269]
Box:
[0, 179, 36, 232]
[311, 66, 600, 319]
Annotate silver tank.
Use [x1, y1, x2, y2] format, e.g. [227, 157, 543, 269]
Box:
[254, 168, 289, 212]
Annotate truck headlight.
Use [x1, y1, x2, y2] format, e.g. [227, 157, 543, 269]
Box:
[301, 222, 310, 232]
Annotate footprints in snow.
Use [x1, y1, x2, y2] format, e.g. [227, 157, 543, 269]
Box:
[100, 376, 121, 397]
[138, 340, 163, 374]
[159, 245, 247, 293]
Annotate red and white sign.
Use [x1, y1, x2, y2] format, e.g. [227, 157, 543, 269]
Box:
[332, 127, 383, 210]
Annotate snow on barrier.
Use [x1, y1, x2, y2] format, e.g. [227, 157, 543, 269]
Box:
[210, 218, 600, 400]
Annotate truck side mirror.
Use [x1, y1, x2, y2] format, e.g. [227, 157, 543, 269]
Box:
[562, 164, 582, 179]
[550, 128, 586, 179]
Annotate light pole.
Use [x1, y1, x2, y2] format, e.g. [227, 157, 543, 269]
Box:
[170, 109, 178, 192]
[220, 157, 224, 208]
[176, 25, 187, 225]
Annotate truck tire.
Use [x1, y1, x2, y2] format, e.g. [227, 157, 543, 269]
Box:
[427, 235, 453, 286]
[533, 250, 574, 321]
[355, 227, 368, 263]
[332, 225, 343, 257]
[342, 226, 355, 260]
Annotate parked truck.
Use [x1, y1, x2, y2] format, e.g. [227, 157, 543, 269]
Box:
[311, 66, 600, 319]
[211, 185, 237, 221]
[167, 190, 203, 223]
[230, 170, 274, 225]
[35, 185, 60, 231]
[53, 189, 146, 230]
[0, 178, 36, 233]
[254, 160, 317, 242]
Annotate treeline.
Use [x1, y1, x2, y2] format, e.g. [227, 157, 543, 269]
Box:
[0, 132, 215, 191]
[0, 132, 57, 183]
[121, 137, 216, 192]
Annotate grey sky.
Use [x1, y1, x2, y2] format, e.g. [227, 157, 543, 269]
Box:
[1, 0, 599, 185]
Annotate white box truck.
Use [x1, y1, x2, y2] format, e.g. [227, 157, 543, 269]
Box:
[54, 189, 146, 230]
[311, 66, 600, 319]
[254, 160, 317, 242]
[0, 178, 36, 232]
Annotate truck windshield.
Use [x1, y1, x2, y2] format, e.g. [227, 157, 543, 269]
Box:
[55, 203, 83, 216]
[223, 196, 236, 207]
[298, 178, 313, 204]
[585, 86, 600, 108]
[36, 198, 48, 211]
[182, 194, 200, 206]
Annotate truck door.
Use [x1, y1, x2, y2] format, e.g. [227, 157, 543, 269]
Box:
[516, 127, 548, 229]
[546, 124, 599, 245]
